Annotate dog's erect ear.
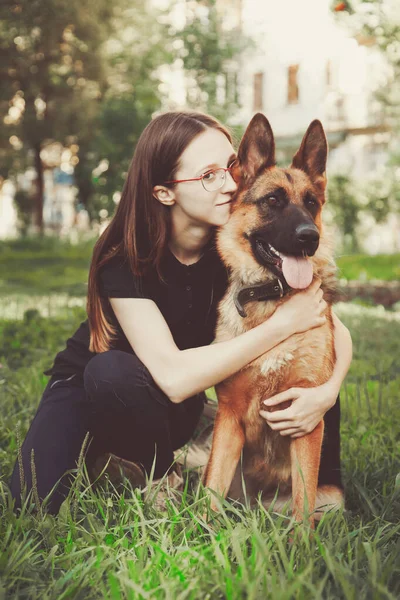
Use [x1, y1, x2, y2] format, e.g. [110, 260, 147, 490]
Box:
[237, 113, 275, 180]
[291, 120, 328, 187]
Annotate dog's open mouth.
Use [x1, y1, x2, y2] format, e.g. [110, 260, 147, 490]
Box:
[256, 239, 281, 265]
[255, 238, 314, 289]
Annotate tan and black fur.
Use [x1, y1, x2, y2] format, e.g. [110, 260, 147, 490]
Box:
[199, 114, 344, 526]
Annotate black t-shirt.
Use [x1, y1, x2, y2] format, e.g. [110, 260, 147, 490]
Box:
[43, 237, 229, 378]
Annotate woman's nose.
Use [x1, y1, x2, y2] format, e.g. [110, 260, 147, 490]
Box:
[223, 169, 237, 192]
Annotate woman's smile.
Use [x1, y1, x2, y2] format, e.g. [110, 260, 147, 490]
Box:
[216, 197, 233, 207]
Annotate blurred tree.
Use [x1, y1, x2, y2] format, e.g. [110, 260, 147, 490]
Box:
[175, 0, 251, 127]
[75, 0, 249, 219]
[363, 166, 400, 222]
[353, 1, 399, 129]
[328, 174, 362, 252]
[333, 0, 400, 223]
[332, 0, 399, 108]
[0, 0, 247, 230]
[0, 0, 117, 234]
[13, 188, 32, 235]
[73, 2, 173, 219]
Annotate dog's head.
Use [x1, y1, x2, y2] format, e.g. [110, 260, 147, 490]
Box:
[218, 113, 332, 289]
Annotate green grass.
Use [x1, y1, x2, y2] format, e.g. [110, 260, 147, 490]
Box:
[0, 300, 399, 598]
[336, 253, 400, 282]
[0, 236, 94, 296]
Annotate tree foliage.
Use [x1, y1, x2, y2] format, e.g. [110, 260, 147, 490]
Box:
[174, 0, 251, 125]
[0, 0, 249, 225]
[72, 1, 174, 219]
[0, 0, 118, 231]
[333, 0, 400, 224]
[328, 174, 362, 252]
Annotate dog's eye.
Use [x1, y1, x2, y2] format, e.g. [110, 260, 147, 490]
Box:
[258, 194, 284, 209]
[265, 195, 282, 208]
[305, 195, 318, 208]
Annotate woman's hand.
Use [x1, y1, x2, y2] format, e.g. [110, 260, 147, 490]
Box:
[258, 383, 337, 438]
[272, 278, 327, 337]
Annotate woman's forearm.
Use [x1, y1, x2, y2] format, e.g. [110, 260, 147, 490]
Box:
[325, 312, 353, 404]
[166, 314, 292, 403]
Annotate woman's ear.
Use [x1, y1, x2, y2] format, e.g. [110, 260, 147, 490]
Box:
[152, 185, 176, 206]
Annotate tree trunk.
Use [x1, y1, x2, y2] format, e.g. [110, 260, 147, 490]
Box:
[33, 144, 44, 235]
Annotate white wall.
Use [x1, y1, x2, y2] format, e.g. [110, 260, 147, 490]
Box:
[0, 181, 18, 239]
[237, 0, 387, 139]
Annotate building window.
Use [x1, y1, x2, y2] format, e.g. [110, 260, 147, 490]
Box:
[253, 72, 264, 111]
[287, 64, 299, 104]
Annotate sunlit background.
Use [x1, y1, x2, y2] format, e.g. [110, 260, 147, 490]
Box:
[0, 0, 399, 255]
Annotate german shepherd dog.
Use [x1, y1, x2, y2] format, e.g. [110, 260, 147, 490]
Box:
[201, 113, 344, 526]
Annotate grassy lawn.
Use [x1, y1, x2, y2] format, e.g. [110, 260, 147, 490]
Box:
[0, 295, 399, 598]
[0, 237, 94, 296]
[335, 253, 400, 282]
[0, 238, 399, 597]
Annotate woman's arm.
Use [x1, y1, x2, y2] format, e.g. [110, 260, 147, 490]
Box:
[259, 310, 353, 438]
[110, 279, 327, 404]
[325, 311, 353, 403]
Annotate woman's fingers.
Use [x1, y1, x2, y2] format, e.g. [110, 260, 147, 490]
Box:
[261, 408, 294, 422]
[280, 428, 302, 437]
[263, 388, 299, 407]
[260, 416, 294, 431]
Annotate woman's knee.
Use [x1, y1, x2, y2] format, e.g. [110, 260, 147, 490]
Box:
[85, 350, 141, 395]
[83, 350, 170, 411]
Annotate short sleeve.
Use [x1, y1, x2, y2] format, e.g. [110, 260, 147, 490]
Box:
[99, 256, 147, 299]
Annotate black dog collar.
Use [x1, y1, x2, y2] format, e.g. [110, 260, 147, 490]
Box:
[234, 278, 290, 317]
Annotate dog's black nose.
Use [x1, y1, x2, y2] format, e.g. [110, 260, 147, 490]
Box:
[295, 224, 319, 245]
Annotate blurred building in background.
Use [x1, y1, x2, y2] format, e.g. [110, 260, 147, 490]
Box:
[158, 0, 389, 175]
[231, 0, 390, 177]
[0, 141, 90, 239]
[156, 0, 398, 253]
[225, 0, 399, 253]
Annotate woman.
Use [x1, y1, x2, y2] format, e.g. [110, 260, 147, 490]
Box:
[9, 111, 352, 516]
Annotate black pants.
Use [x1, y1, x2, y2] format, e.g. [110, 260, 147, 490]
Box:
[9, 349, 343, 516]
[9, 350, 205, 515]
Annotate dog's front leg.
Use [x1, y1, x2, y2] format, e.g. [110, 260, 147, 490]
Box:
[203, 407, 245, 512]
[290, 419, 324, 528]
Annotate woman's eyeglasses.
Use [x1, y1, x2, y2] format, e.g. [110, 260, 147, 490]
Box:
[164, 161, 238, 192]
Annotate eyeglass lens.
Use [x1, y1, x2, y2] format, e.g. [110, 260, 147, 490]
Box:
[202, 168, 228, 192]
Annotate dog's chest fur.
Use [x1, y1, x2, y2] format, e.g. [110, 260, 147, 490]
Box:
[215, 281, 334, 383]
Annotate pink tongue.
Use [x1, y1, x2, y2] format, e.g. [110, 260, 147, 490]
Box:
[281, 253, 313, 289]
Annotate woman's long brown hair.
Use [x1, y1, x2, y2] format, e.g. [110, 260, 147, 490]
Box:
[87, 110, 233, 353]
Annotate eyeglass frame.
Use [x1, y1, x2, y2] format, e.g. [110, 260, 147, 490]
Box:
[164, 160, 238, 192]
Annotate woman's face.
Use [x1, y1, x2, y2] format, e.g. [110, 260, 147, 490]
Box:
[154, 128, 238, 227]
